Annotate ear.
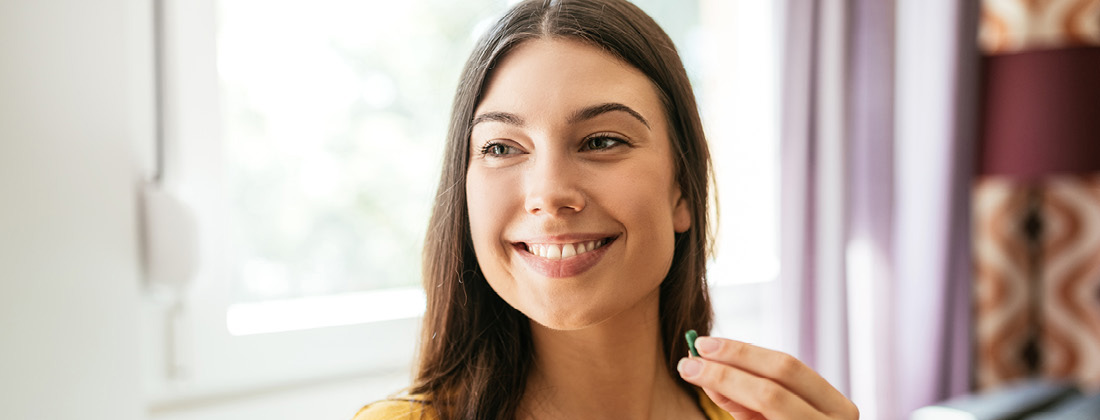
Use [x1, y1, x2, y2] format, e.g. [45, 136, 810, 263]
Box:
[673, 192, 691, 233]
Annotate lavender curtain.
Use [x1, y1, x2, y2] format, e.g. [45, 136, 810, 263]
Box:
[894, 0, 981, 415]
[778, 0, 979, 418]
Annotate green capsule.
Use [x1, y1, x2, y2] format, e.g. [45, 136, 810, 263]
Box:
[685, 329, 699, 357]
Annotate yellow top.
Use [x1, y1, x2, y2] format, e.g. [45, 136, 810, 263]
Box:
[353, 388, 735, 420]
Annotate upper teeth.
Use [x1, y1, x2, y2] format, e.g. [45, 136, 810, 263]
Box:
[526, 239, 607, 260]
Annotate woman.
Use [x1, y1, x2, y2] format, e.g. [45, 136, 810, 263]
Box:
[357, 0, 859, 419]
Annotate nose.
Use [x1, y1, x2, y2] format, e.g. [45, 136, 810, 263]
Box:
[523, 150, 585, 216]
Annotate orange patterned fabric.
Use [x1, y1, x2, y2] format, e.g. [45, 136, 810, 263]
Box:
[981, 0, 1100, 53]
[974, 179, 1036, 389]
[973, 175, 1100, 390]
[1038, 175, 1100, 388]
[976, 0, 1100, 392]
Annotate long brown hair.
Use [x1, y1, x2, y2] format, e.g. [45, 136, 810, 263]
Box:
[412, 0, 713, 418]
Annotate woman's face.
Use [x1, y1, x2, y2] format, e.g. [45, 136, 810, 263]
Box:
[466, 38, 690, 330]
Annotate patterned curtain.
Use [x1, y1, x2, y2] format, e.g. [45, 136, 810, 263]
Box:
[974, 0, 1100, 391]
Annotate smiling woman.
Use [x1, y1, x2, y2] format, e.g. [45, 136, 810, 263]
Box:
[354, 1, 857, 420]
[467, 39, 690, 330]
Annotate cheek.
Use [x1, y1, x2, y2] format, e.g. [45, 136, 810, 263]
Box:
[605, 167, 679, 230]
[610, 165, 680, 265]
[465, 168, 517, 254]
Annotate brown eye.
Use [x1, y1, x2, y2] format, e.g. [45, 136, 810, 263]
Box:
[582, 135, 627, 151]
[479, 142, 520, 157]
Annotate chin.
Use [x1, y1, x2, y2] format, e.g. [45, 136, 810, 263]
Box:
[522, 301, 619, 331]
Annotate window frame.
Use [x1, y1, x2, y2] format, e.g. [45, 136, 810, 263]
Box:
[143, 0, 421, 404]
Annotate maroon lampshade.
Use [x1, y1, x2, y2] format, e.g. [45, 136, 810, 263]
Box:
[979, 46, 1100, 181]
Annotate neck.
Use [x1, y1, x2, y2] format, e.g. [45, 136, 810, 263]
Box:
[518, 290, 701, 420]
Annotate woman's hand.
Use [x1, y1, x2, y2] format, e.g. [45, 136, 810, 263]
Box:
[677, 336, 859, 420]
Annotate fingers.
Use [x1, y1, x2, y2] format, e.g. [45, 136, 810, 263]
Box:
[699, 387, 766, 420]
[678, 356, 823, 420]
[692, 337, 856, 418]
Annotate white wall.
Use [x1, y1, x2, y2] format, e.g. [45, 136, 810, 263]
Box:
[0, 0, 146, 418]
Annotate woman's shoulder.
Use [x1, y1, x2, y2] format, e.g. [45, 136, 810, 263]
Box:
[353, 394, 437, 420]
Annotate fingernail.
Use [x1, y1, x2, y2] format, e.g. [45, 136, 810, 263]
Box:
[695, 337, 719, 354]
[678, 358, 702, 378]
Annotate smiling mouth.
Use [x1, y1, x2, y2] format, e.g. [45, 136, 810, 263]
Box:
[519, 237, 616, 260]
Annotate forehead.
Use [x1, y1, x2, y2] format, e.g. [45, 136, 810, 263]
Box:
[475, 38, 664, 123]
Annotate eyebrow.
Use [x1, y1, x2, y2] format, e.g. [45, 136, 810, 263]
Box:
[570, 102, 650, 129]
[470, 102, 650, 130]
[471, 111, 525, 127]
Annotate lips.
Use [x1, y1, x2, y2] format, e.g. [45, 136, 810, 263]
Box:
[513, 235, 617, 278]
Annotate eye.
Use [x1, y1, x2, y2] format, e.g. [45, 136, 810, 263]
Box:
[479, 141, 521, 157]
[581, 135, 627, 151]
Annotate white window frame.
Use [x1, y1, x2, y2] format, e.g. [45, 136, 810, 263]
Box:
[143, 0, 421, 405]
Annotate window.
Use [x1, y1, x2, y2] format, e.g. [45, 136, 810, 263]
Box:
[146, 0, 779, 405]
[215, 0, 505, 336]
